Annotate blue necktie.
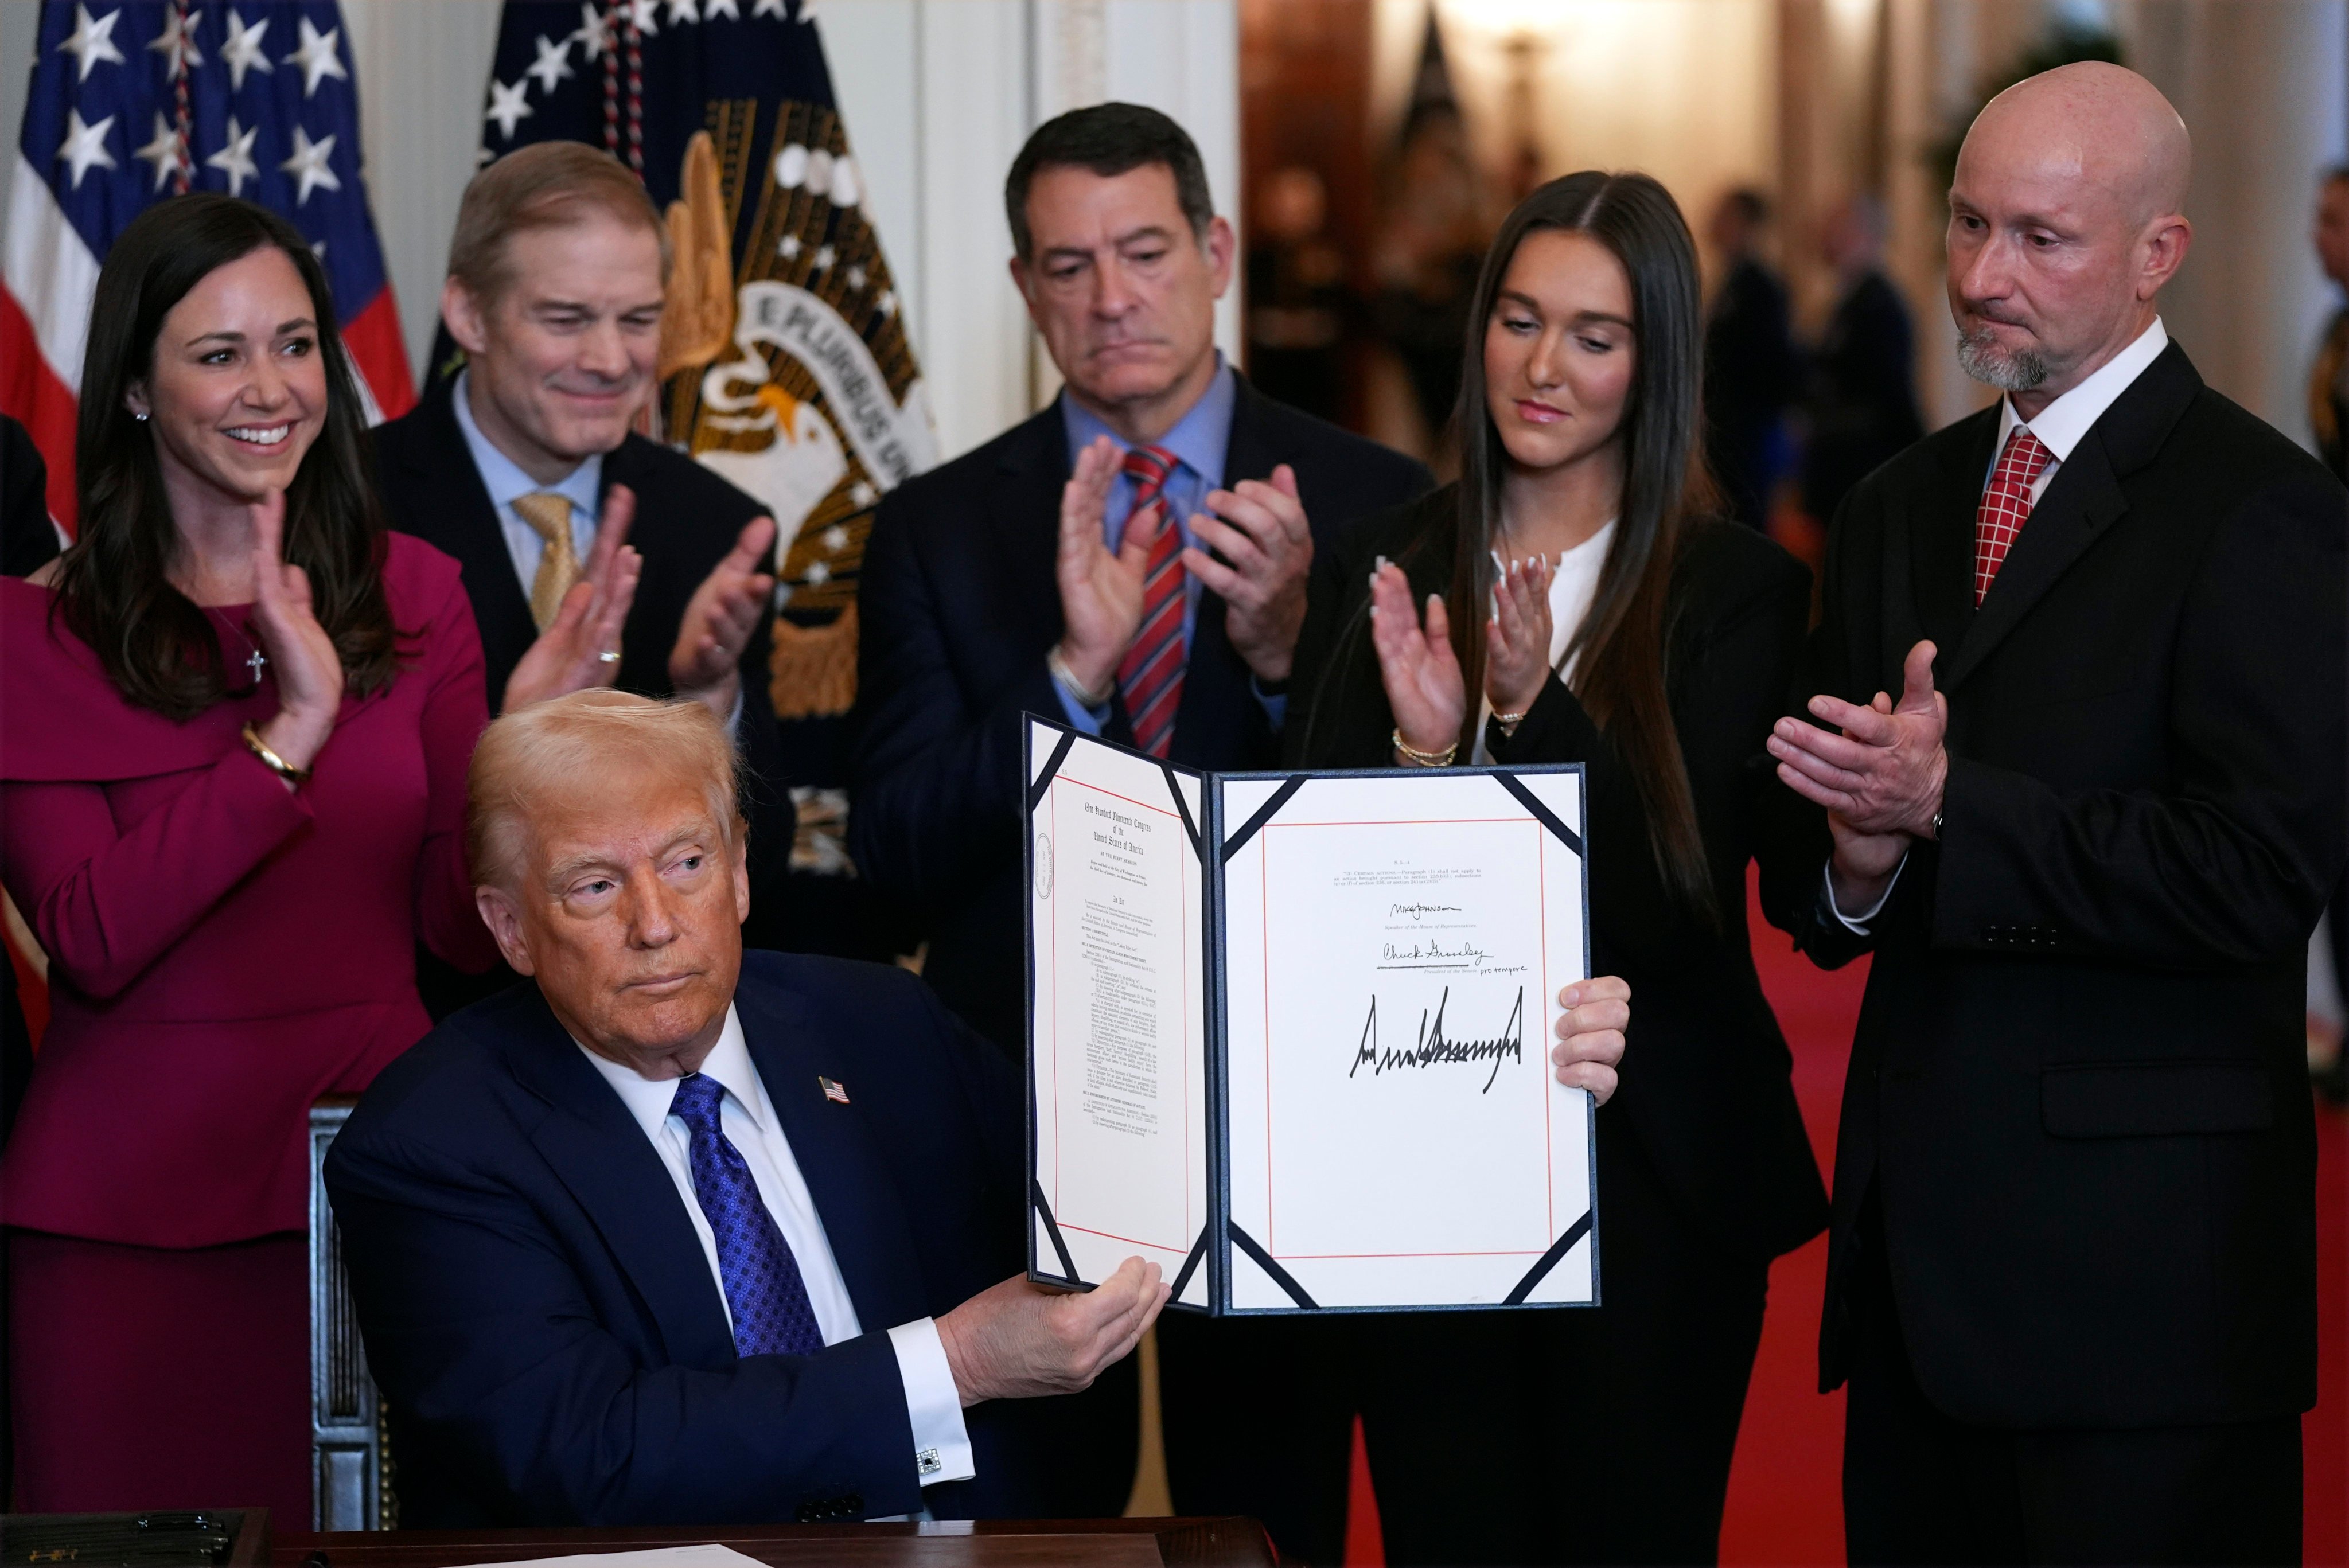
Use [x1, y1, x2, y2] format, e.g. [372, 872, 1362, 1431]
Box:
[668, 1072, 825, 1358]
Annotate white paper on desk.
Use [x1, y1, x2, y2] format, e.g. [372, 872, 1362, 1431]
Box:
[1219, 769, 1593, 1311]
[1026, 721, 1210, 1306]
[446, 1546, 771, 1568]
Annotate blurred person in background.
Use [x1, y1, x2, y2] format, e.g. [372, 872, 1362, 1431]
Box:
[0, 194, 628, 1522]
[1702, 188, 1798, 530]
[2308, 163, 2348, 1105]
[1801, 194, 1924, 531]
[1369, 102, 1492, 463]
[1246, 166, 1350, 423]
[2311, 166, 2348, 484]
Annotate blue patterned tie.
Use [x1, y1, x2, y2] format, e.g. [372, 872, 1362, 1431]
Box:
[668, 1072, 825, 1358]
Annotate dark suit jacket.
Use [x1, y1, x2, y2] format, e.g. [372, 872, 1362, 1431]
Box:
[851, 377, 1432, 1053]
[373, 381, 807, 978]
[325, 951, 1055, 1527]
[1288, 492, 1831, 1262]
[1703, 256, 1798, 527]
[0, 415, 61, 579]
[1789, 341, 2347, 1429]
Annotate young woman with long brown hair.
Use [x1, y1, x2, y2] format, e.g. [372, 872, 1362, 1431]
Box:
[1287, 171, 1831, 1565]
[0, 194, 637, 1520]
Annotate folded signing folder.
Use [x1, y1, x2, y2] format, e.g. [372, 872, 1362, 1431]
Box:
[1022, 715, 1598, 1316]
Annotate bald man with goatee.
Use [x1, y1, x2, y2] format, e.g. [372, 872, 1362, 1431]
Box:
[1766, 64, 2346, 1562]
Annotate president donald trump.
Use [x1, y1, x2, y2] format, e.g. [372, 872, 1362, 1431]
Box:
[324, 690, 1168, 1524]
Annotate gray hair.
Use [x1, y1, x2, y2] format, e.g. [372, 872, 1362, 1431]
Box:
[466, 688, 741, 892]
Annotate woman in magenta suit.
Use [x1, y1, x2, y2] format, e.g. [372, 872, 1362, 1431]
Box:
[0, 196, 640, 1520]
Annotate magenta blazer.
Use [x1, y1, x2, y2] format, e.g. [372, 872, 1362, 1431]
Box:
[0, 533, 499, 1247]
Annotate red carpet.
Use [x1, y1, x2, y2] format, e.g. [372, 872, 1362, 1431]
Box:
[1341, 870, 2349, 1563]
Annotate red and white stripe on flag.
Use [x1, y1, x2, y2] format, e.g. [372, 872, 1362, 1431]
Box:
[1, 1, 415, 536]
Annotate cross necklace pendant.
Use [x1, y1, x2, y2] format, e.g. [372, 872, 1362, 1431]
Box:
[247, 646, 268, 681]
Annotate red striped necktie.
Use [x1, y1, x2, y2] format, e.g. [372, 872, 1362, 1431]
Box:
[1973, 426, 2053, 604]
[1116, 444, 1186, 758]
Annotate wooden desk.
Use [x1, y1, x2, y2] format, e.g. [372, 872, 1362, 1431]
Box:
[271, 1519, 1276, 1568]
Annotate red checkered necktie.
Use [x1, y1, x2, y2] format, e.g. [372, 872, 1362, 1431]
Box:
[1973, 426, 2054, 604]
[1115, 444, 1186, 758]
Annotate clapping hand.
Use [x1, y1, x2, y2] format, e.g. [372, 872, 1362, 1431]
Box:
[1768, 642, 1945, 910]
[669, 516, 778, 718]
[1054, 435, 1166, 699]
[1486, 554, 1556, 722]
[936, 1257, 1169, 1407]
[1182, 464, 1312, 684]
[502, 484, 643, 714]
[1368, 559, 1466, 759]
[247, 489, 345, 782]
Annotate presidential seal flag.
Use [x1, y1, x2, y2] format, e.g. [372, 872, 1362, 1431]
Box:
[469, 0, 935, 727]
[2, 0, 415, 532]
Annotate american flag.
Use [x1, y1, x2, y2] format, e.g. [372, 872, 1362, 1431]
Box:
[1, 1, 414, 533]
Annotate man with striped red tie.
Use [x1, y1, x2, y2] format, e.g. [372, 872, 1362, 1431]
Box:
[851, 103, 1428, 1530]
[1766, 64, 2343, 1562]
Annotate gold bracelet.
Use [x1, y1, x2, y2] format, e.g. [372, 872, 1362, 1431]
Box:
[1046, 645, 1115, 709]
[1390, 727, 1459, 767]
[241, 723, 314, 786]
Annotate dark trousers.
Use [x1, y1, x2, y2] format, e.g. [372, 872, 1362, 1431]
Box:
[1162, 1120, 1771, 1566]
[1160, 1312, 1361, 1564]
[1842, 1205, 2301, 1565]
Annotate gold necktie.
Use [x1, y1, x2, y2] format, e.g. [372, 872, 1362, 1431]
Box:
[512, 491, 581, 631]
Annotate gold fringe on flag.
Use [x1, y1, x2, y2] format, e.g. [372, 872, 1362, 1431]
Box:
[769, 603, 859, 719]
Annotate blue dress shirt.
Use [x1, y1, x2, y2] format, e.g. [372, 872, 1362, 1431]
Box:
[1051, 358, 1285, 735]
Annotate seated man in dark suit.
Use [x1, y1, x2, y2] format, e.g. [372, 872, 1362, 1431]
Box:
[325, 690, 1167, 1526]
[851, 103, 1430, 1540]
[374, 142, 801, 1004]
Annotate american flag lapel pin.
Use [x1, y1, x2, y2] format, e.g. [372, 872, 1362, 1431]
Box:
[819, 1076, 851, 1105]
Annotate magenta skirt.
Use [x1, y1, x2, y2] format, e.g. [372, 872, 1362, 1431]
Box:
[10, 1228, 310, 1524]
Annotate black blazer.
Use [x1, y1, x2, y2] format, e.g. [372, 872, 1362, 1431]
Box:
[374, 381, 805, 973]
[1288, 490, 1832, 1262]
[0, 415, 61, 579]
[1787, 341, 2347, 1428]
[850, 377, 1431, 1052]
[326, 951, 1070, 1526]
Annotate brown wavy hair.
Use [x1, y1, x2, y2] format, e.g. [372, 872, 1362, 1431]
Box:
[1446, 171, 1718, 914]
[52, 193, 398, 720]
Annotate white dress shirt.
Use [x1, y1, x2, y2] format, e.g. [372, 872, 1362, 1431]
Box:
[1470, 520, 1616, 765]
[576, 1007, 976, 1489]
[1824, 317, 2170, 933]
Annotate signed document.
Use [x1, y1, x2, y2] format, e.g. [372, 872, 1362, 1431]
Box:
[1024, 717, 1592, 1315]
[1026, 719, 1212, 1309]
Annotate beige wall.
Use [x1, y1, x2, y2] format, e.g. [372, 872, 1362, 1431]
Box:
[1427, 0, 1781, 240]
[1875, 0, 2348, 439]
